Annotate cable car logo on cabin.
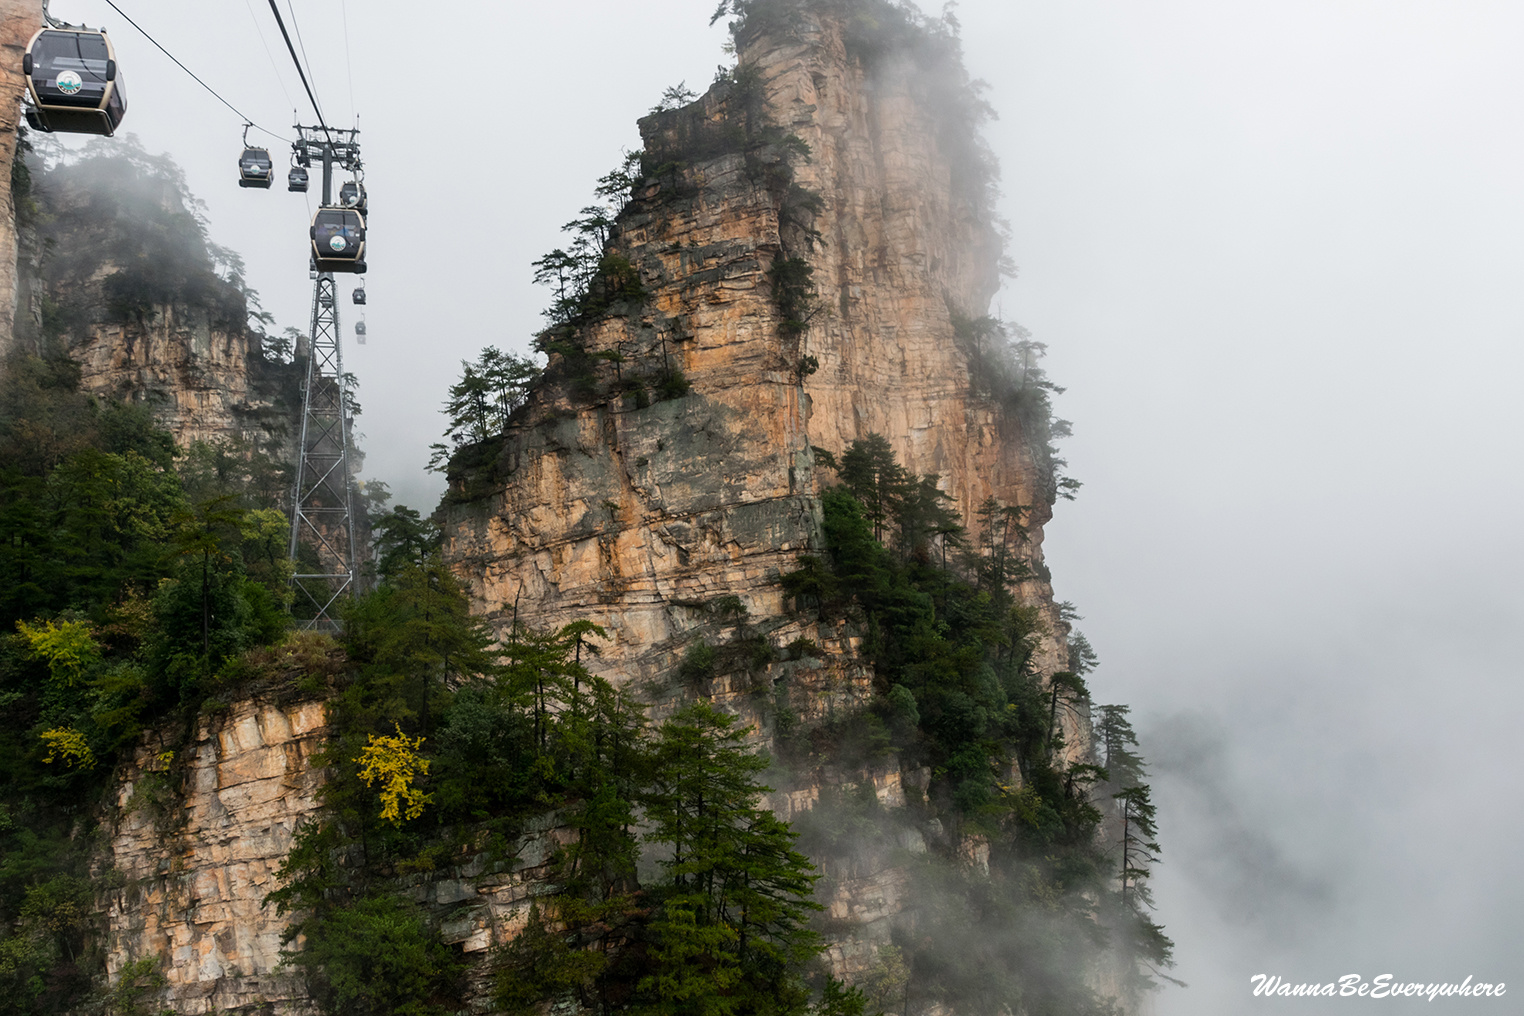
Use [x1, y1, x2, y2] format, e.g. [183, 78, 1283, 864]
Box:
[55, 71, 82, 95]
[329, 235, 347, 252]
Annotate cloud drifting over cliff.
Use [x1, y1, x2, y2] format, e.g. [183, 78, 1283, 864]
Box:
[968, 1, 1524, 1010]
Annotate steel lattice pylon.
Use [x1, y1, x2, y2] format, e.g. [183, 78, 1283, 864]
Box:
[288, 272, 357, 631]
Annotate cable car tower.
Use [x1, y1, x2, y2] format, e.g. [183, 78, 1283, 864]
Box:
[288, 124, 364, 630]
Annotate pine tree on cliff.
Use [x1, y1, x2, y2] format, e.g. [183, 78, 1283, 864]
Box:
[837, 434, 908, 544]
[1095, 704, 1179, 993]
[494, 673, 650, 1016]
[637, 702, 848, 1016]
[1095, 703, 1145, 789]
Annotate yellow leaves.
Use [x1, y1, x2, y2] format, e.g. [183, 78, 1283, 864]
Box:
[998, 781, 1045, 830]
[40, 727, 95, 769]
[15, 618, 99, 685]
[354, 724, 432, 826]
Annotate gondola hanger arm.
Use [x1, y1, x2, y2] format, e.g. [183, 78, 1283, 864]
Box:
[41, 0, 80, 30]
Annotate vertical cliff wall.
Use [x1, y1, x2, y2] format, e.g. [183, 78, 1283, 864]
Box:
[23, 151, 301, 450]
[101, 695, 327, 1013]
[441, 10, 1071, 689]
[99, 694, 574, 1015]
[0, 0, 37, 356]
[436, 6, 1093, 993]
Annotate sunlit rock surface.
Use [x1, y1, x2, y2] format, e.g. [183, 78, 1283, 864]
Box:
[100, 697, 327, 1012]
[441, 12, 1071, 690]
[437, 5, 1089, 993]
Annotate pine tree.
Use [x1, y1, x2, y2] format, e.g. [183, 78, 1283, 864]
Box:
[1111, 780, 1177, 991]
[1094, 703, 1145, 789]
[837, 435, 910, 543]
[971, 496, 1031, 590]
[639, 702, 823, 1016]
[342, 558, 499, 742]
[370, 505, 440, 581]
[443, 359, 493, 444]
[895, 474, 964, 567]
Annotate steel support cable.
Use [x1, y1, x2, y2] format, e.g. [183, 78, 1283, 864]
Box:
[340, 0, 356, 124]
[242, 0, 297, 116]
[100, 0, 289, 142]
[283, 0, 322, 116]
[263, 0, 330, 138]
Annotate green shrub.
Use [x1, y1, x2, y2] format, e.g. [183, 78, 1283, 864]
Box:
[768, 256, 817, 336]
[280, 893, 462, 1016]
[786, 636, 822, 658]
[678, 641, 717, 682]
[656, 369, 691, 400]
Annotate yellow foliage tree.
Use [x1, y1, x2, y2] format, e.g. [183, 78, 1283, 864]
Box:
[16, 618, 100, 685]
[40, 727, 95, 769]
[354, 724, 432, 825]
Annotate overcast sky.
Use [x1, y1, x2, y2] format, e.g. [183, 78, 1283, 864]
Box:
[50, 1, 1524, 1011]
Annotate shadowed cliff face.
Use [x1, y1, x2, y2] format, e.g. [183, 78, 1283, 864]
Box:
[441, 9, 1072, 693]
[22, 146, 300, 451]
[0, 0, 38, 354]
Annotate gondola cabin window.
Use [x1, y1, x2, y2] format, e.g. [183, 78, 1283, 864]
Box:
[24, 29, 126, 135]
[31, 31, 109, 105]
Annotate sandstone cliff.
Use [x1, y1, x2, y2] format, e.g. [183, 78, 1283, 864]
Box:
[441, 9, 1072, 694]
[102, 695, 327, 1012]
[0, 0, 38, 355]
[97, 681, 584, 1015]
[22, 148, 301, 451]
[436, 0, 1091, 995]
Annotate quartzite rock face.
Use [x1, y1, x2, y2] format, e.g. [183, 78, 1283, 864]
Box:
[100, 697, 328, 1013]
[0, 0, 37, 356]
[442, 12, 1070, 688]
[438, 7, 1086, 979]
[62, 302, 283, 449]
[23, 152, 299, 450]
[100, 690, 592, 1014]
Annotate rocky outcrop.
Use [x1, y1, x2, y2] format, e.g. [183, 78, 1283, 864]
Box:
[100, 696, 328, 1013]
[62, 302, 286, 449]
[441, 10, 1071, 689]
[27, 155, 300, 449]
[0, 0, 38, 355]
[99, 689, 586, 1015]
[436, 4, 1089, 990]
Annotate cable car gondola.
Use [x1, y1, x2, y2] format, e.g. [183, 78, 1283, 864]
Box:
[352, 285, 366, 306]
[238, 141, 273, 188]
[355, 320, 366, 337]
[23, 26, 126, 136]
[288, 164, 309, 192]
[310, 206, 367, 274]
[338, 180, 367, 214]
